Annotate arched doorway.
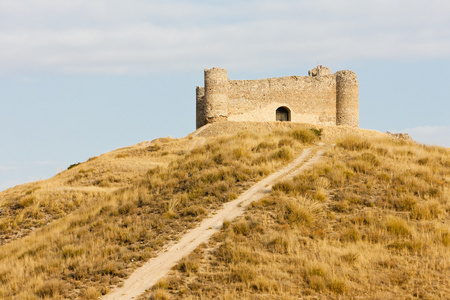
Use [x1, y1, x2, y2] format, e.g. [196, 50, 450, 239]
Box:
[276, 107, 291, 121]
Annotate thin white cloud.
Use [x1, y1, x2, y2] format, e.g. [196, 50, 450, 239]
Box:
[399, 125, 450, 147]
[1, 0, 450, 74]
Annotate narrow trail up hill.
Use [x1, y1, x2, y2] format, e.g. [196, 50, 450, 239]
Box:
[103, 146, 327, 299]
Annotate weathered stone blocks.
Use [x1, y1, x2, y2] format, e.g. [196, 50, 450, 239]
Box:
[336, 70, 359, 127]
[196, 66, 359, 129]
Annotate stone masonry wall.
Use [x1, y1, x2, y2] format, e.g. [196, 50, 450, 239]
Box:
[196, 66, 359, 129]
[227, 75, 337, 125]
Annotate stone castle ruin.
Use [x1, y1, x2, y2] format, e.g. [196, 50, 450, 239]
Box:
[196, 66, 359, 129]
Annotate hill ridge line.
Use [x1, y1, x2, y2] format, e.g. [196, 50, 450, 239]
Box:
[103, 145, 327, 300]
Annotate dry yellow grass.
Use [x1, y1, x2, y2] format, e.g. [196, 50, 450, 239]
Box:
[142, 134, 450, 299]
[0, 136, 188, 246]
[0, 125, 321, 299]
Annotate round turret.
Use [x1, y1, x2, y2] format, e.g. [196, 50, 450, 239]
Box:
[336, 70, 359, 127]
[204, 67, 229, 123]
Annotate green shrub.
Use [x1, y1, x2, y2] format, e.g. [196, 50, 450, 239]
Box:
[68, 162, 81, 169]
[310, 128, 323, 138]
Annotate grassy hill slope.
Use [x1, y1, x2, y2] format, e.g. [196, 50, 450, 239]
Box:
[0, 124, 322, 299]
[0, 123, 448, 299]
[142, 129, 450, 300]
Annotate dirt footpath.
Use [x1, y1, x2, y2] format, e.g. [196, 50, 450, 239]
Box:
[103, 146, 326, 300]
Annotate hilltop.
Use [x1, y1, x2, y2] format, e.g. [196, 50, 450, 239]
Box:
[0, 122, 448, 299]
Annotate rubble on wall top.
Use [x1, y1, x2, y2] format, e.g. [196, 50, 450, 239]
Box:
[308, 65, 331, 77]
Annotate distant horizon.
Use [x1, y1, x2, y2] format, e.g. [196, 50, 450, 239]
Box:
[1, 122, 448, 193]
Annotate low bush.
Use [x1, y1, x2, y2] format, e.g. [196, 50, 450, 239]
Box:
[68, 162, 81, 169]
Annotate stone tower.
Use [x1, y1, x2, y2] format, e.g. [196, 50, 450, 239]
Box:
[204, 68, 229, 123]
[336, 70, 359, 127]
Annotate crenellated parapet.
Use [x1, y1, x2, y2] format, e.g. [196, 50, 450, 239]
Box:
[196, 66, 359, 129]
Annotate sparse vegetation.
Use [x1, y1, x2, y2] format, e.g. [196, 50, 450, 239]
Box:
[142, 133, 449, 299]
[2, 125, 449, 299]
[67, 162, 81, 169]
[0, 126, 319, 299]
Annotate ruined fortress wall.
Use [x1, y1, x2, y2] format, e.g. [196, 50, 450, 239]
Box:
[226, 75, 337, 125]
[196, 66, 359, 129]
[336, 70, 359, 127]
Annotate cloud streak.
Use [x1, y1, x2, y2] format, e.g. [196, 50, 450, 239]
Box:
[1, 0, 450, 75]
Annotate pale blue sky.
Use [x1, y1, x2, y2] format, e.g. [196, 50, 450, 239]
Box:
[1, 0, 449, 191]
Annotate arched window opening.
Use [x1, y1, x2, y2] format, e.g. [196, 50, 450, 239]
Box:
[276, 107, 291, 122]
